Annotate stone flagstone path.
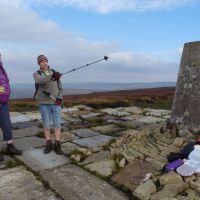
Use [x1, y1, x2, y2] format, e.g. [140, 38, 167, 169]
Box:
[1, 105, 199, 199]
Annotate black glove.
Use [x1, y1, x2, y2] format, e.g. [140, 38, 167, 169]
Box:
[52, 72, 62, 81]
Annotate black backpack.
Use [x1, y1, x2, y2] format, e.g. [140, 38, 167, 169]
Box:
[33, 69, 58, 98]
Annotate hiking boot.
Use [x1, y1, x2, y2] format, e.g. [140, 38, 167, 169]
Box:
[44, 140, 52, 154]
[7, 143, 22, 156]
[54, 141, 64, 155]
[0, 154, 4, 161]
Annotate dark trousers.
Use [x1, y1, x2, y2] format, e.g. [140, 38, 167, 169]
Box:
[0, 104, 12, 141]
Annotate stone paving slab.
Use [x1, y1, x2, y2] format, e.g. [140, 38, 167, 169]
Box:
[123, 106, 144, 115]
[62, 107, 79, 113]
[10, 112, 33, 123]
[71, 128, 99, 138]
[80, 113, 101, 119]
[16, 148, 70, 172]
[0, 136, 45, 151]
[50, 131, 79, 143]
[0, 126, 42, 141]
[72, 135, 114, 148]
[62, 113, 82, 123]
[22, 111, 41, 121]
[40, 164, 128, 200]
[74, 105, 93, 111]
[91, 124, 122, 135]
[101, 108, 130, 117]
[134, 116, 166, 124]
[144, 108, 171, 117]
[12, 121, 40, 129]
[0, 166, 60, 200]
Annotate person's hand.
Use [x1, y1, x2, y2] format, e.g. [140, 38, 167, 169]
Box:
[0, 86, 5, 94]
[55, 98, 62, 106]
[52, 72, 62, 81]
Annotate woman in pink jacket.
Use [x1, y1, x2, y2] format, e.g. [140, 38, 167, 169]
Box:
[0, 54, 22, 161]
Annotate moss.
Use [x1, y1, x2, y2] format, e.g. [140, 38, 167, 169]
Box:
[134, 98, 173, 110]
[38, 123, 43, 128]
[36, 131, 45, 138]
[102, 139, 116, 151]
[5, 159, 18, 168]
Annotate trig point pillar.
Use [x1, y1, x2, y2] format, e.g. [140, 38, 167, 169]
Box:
[170, 41, 200, 136]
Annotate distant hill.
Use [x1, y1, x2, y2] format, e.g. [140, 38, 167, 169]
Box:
[10, 82, 176, 99]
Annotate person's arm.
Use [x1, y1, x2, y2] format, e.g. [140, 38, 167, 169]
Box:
[33, 72, 52, 85]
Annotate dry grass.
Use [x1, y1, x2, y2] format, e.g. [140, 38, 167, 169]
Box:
[9, 87, 175, 112]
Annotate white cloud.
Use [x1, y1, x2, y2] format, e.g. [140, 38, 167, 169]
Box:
[27, 0, 197, 14]
[0, 0, 180, 83]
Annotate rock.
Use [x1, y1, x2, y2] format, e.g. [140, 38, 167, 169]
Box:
[144, 158, 165, 169]
[173, 137, 184, 147]
[85, 160, 116, 177]
[119, 158, 126, 168]
[71, 154, 82, 162]
[16, 148, 70, 172]
[61, 142, 81, 155]
[133, 180, 157, 200]
[159, 172, 183, 185]
[183, 175, 196, 183]
[83, 150, 92, 156]
[111, 160, 159, 191]
[185, 188, 200, 200]
[190, 180, 200, 193]
[150, 182, 187, 200]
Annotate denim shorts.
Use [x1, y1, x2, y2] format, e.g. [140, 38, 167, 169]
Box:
[0, 104, 13, 140]
[39, 104, 61, 129]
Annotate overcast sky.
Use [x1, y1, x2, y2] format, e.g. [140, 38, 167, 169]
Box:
[0, 0, 200, 83]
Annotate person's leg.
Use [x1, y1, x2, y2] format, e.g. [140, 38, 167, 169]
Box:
[52, 105, 63, 154]
[0, 104, 22, 157]
[39, 104, 52, 154]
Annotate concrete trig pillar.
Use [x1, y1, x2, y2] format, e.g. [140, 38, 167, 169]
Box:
[170, 41, 200, 136]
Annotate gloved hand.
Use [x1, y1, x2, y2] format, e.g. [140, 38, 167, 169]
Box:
[0, 86, 5, 94]
[55, 98, 62, 106]
[52, 72, 62, 81]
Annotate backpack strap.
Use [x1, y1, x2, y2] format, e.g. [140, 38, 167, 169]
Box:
[33, 70, 41, 98]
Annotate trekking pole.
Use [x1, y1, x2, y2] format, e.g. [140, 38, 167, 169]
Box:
[43, 91, 57, 102]
[43, 91, 65, 108]
[62, 56, 109, 75]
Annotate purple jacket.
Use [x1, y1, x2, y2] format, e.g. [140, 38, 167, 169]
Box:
[0, 61, 10, 104]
